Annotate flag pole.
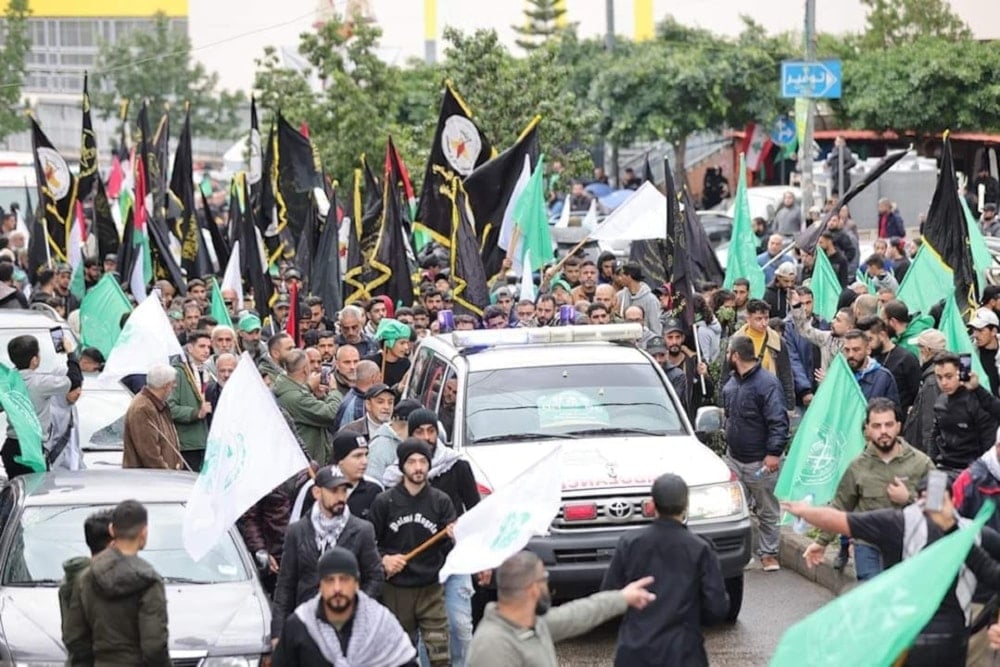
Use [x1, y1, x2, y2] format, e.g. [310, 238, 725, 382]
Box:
[388, 526, 452, 574]
[692, 322, 707, 394]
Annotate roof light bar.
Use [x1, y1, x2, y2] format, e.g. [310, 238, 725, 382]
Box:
[450, 323, 643, 349]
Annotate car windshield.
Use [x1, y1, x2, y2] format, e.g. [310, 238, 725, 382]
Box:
[3, 503, 248, 585]
[464, 362, 685, 445]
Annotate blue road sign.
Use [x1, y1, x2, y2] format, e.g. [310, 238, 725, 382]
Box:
[771, 117, 796, 146]
[781, 60, 842, 99]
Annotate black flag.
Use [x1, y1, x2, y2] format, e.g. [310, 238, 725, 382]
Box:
[153, 111, 172, 225]
[922, 135, 977, 304]
[447, 178, 490, 316]
[681, 186, 726, 286]
[30, 117, 77, 275]
[169, 107, 212, 279]
[363, 142, 414, 308]
[78, 73, 98, 200]
[643, 153, 654, 185]
[235, 172, 273, 319]
[92, 177, 120, 261]
[796, 148, 910, 251]
[415, 82, 493, 247]
[344, 156, 383, 304]
[464, 117, 541, 279]
[200, 188, 230, 271]
[273, 112, 322, 258]
[312, 182, 343, 317]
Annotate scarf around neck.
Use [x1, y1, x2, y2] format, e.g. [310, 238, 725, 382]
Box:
[311, 500, 350, 553]
[296, 592, 416, 667]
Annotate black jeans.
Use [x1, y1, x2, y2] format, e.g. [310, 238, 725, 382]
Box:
[1, 438, 37, 479]
[905, 634, 967, 666]
[181, 449, 205, 473]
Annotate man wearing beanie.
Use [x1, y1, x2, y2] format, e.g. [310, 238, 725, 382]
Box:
[369, 438, 457, 667]
[364, 318, 412, 393]
[272, 467, 383, 645]
[383, 407, 483, 666]
[272, 547, 415, 666]
[601, 473, 729, 666]
[368, 398, 423, 482]
[331, 429, 383, 520]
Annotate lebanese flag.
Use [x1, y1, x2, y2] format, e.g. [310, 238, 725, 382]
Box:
[742, 122, 773, 173]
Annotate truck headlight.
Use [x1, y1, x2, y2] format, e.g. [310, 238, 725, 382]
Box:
[200, 658, 260, 667]
[687, 482, 746, 521]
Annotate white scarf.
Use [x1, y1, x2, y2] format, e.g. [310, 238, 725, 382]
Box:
[310, 501, 350, 553]
[295, 592, 416, 667]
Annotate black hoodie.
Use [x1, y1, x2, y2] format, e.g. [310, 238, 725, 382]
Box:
[369, 482, 457, 588]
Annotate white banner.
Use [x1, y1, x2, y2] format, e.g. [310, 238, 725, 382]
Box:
[183, 353, 308, 561]
[221, 240, 244, 312]
[100, 292, 181, 378]
[439, 446, 562, 582]
[587, 181, 667, 242]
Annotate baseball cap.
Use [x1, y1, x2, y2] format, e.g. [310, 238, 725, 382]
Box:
[662, 317, 685, 335]
[913, 328, 947, 352]
[284, 268, 302, 279]
[238, 313, 262, 332]
[314, 466, 352, 490]
[774, 263, 796, 278]
[393, 398, 422, 421]
[363, 383, 394, 400]
[274, 294, 290, 308]
[645, 338, 668, 355]
[552, 278, 572, 293]
[969, 307, 999, 330]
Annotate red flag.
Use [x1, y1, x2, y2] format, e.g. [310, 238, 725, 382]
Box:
[134, 152, 147, 233]
[107, 155, 124, 199]
[384, 138, 415, 203]
[299, 121, 310, 139]
[284, 280, 300, 346]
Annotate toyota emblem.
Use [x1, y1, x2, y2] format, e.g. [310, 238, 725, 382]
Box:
[606, 499, 633, 520]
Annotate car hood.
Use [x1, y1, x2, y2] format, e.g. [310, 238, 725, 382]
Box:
[464, 435, 730, 494]
[0, 582, 268, 660]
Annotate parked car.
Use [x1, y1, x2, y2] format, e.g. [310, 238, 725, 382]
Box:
[0, 470, 271, 665]
[403, 324, 751, 620]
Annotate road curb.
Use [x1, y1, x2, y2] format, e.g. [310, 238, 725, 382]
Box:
[778, 527, 858, 596]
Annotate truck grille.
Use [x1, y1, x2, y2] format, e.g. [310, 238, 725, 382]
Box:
[709, 534, 747, 554]
[553, 495, 652, 531]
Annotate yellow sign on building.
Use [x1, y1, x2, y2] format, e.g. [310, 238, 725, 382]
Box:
[29, 0, 187, 18]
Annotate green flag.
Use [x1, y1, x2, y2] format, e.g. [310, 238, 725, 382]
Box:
[961, 196, 992, 299]
[210, 279, 234, 330]
[771, 501, 994, 667]
[810, 247, 843, 321]
[939, 295, 990, 393]
[723, 154, 765, 299]
[775, 354, 866, 515]
[80, 273, 133, 359]
[513, 155, 553, 273]
[0, 363, 45, 473]
[896, 242, 953, 317]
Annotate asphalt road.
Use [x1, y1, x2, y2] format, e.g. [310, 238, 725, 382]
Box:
[555, 565, 833, 666]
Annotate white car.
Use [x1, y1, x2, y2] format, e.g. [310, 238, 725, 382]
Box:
[404, 324, 751, 620]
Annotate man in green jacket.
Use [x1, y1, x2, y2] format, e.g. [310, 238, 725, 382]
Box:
[802, 397, 934, 580]
[273, 348, 342, 464]
[168, 331, 214, 472]
[883, 299, 935, 358]
[70, 500, 170, 667]
[61, 509, 113, 666]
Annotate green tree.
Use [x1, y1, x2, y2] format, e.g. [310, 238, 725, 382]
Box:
[512, 0, 567, 51]
[91, 13, 244, 140]
[860, 0, 971, 49]
[842, 37, 1000, 133]
[0, 0, 30, 141]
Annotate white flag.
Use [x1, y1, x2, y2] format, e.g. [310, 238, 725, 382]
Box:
[519, 249, 536, 303]
[439, 446, 561, 582]
[221, 240, 244, 312]
[553, 195, 571, 228]
[100, 292, 181, 379]
[129, 254, 147, 304]
[497, 154, 534, 274]
[581, 197, 598, 232]
[183, 353, 308, 561]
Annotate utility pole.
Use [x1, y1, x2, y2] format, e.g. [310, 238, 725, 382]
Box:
[605, 0, 618, 185]
[800, 0, 816, 219]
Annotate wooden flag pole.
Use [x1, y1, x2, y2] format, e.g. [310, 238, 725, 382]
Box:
[402, 526, 451, 562]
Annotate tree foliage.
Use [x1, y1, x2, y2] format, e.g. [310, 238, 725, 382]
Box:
[860, 0, 971, 49]
[0, 0, 30, 141]
[512, 0, 567, 51]
[91, 13, 244, 140]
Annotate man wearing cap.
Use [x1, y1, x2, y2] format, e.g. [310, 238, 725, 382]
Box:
[333, 359, 381, 430]
[367, 399, 422, 483]
[658, 318, 712, 422]
[271, 547, 412, 666]
[343, 382, 395, 443]
[238, 313, 266, 362]
[970, 307, 1000, 396]
[331, 429, 384, 519]
[764, 262, 797, 319]
[550, 278, 573, 307]
[616, 263, 662, 336]
[369, 439, 457, 667]
[601, 473, 728, 666]
[273, 349, 343, 464]
[168, 330, 215, 472]
[272, 467, 384, 647]
[365, 318, 412, 392]
[265, 295, 292, 339]
[903, 329, 948, 452]
[102, 254, 117, 275]
[646, 338, 687, 409]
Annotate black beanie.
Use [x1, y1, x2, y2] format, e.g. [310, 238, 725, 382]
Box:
[397, 438, 433, 469]
[407, 408, 438, 437]
[331, 429, 367, 464]
[317, 546, 359, 580]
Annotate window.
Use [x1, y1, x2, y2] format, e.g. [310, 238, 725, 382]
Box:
[464, 362, 685, 445]
[406, 347, 435, 399]
[0, 487, 14, 535]
[3, 503, 249, 585]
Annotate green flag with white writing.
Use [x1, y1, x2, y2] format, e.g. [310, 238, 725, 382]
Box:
[896, 242, 953, 317]
[0, 363, 45, 473]
[939, 295, 990, 392]
[723, 154, 765, 299]
[771, 501, 994, 667]
[80, 273, 133, 359]
[210, 279, 234, 330]
[810, 246, 842, 321]
[774, 354, 866, 516]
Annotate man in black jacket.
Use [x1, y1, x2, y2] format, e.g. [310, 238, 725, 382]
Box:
[331, 429, 383, 520]
[602, 474, 729, 666]
[271, 467, 383, 645]
[370, 439, 457, 667]
[931, 352, 1000, 472]
[858, 316, 921, 413]
[272, 548, 416, 666]
[721, 335, 789, 573]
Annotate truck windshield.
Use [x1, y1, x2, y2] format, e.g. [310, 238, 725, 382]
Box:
[465, 362, 685, 445]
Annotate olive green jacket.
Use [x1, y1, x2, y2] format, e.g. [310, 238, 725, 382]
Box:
[167, 360, 209, 452]
[272, 373, 342, 464]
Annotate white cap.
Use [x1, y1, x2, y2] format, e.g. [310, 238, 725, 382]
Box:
[969, 307, 1000, 330]
[774, 262, 797, 278]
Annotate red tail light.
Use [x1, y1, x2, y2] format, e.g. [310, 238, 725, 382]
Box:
[476, 482, 492, 497]
[563, 503, 598, 521]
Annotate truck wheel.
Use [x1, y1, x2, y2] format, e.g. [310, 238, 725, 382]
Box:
[724, 574, 744, 622]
